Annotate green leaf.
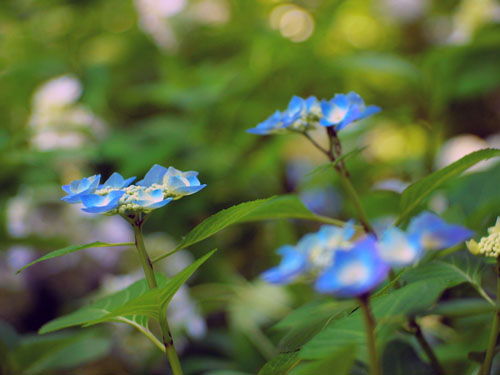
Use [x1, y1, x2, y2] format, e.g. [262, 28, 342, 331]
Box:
[41, 250, 215, 352]
[258, 351, 301, 375]
[397, 148, 500, 224]
[300, 259, 474, 362]
[89, 249, 217, 324]
[12, 330, 111, 375]
[274, 299, 356, 352]
[431, 299, 496, 317]
[16, 241, 134, 273]
[290, 345, 356, 375]
[153, 196, 346, 263]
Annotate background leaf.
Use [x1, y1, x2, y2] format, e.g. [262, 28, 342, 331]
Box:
[290, 345, 356, 375]
[397, 148, 500, 224]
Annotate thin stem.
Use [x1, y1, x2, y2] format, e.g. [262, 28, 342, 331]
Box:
[409, 318, 445, 375]
[301, 128, 375, 235]
[359, 295, 381, 375]
[483, 257, 500, 375]
[133, 222, 184, 375]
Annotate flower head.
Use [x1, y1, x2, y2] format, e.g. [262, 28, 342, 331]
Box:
[248, 92, 379, 136]
[61, 164, 204, 216]
[408, 212, 474, 250]
[61, 175, 101, 203]
[314, 236, 389, 298]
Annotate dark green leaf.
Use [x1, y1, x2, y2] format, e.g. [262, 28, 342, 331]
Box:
[382, 340, 433, 375]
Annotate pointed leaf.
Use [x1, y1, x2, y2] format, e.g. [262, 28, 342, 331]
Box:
[86, 249, 217, 324]
[153, 196, 345, 263]
[258, 351, 301, 375]
[17, 241, 134, 273]
[290, 345, 356, 375]
[397, 148, 500, 224]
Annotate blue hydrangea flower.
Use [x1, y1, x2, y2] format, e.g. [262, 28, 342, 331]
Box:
[320, 92, 380, 130]
[281, 96, 320, 128]
[61, 175, 101, 203]
[378, 227, 423, 267]
[126, 189, 173, 211]
[261, 245, 308, 284]
[99, 172, 136, 190]
[314, 236, 389, 298]
[163, 167, 206, 197]
[81, 190, 125, 214]
[246, 110, 285, 135]
[137, 164, 206, 197]
[408, 212, 474, 250]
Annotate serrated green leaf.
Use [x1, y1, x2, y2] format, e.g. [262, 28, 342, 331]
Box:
[16, 241, 134, 273]
[300, 259, 475, 362]
[153, 196, 346, 263]
[86, 249, 217, 324]
[397, 148, 500, 224]
[290, 345, 356, 375]
[13, 330, 111, 375]
[41, 250, 215, 353]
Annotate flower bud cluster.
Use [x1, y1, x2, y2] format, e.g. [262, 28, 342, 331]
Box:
[467, 218, 500, 258]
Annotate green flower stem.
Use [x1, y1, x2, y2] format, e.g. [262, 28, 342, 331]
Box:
[409, 318, 446, 375]
[132, 221, 184, 375]
[301, 129, 375, 235]
[483, 257, 500, 375]
[359, 295, 381, 375]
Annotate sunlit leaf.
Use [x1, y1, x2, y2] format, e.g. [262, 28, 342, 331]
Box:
[153, 196, 346, 263]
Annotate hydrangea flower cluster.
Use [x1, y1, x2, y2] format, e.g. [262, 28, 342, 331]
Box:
[61, 165, 206, 215]
[467, 217, 500, 258]
[262, 212, 473, 298]
[247, 92, 381, 135]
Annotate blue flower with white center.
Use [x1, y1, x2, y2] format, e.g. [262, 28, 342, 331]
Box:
[98, 172, 136, 190]
[314, 236, 389, 298]
[163, 167, 206, 197]
[61, 174, 101, 203]
[81, 190, 125, 214]
[320, 92, 381, 130]
[408, 212, 474, 251]
[378, 227, 422, 267]
[128, 189, 173, 211]
[281, 96, 320, 128]
[246, 110, 285, 135]
[137, 164, 206, 198]
[260, 245, 308, 284]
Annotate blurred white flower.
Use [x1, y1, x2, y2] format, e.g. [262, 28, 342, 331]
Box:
[435, 134, 496, 172]
[448, 0, 500, 44]
[28, 75, 107, 151]
[373, 178, 409, 194]
[379, 0, 429, 23]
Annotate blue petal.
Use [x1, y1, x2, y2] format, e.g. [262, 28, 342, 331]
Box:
[378, 227, 423, 267]
[408, 212, 474, 250]
[137, 164, 167, 186]
[261, 245, 307, 284]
